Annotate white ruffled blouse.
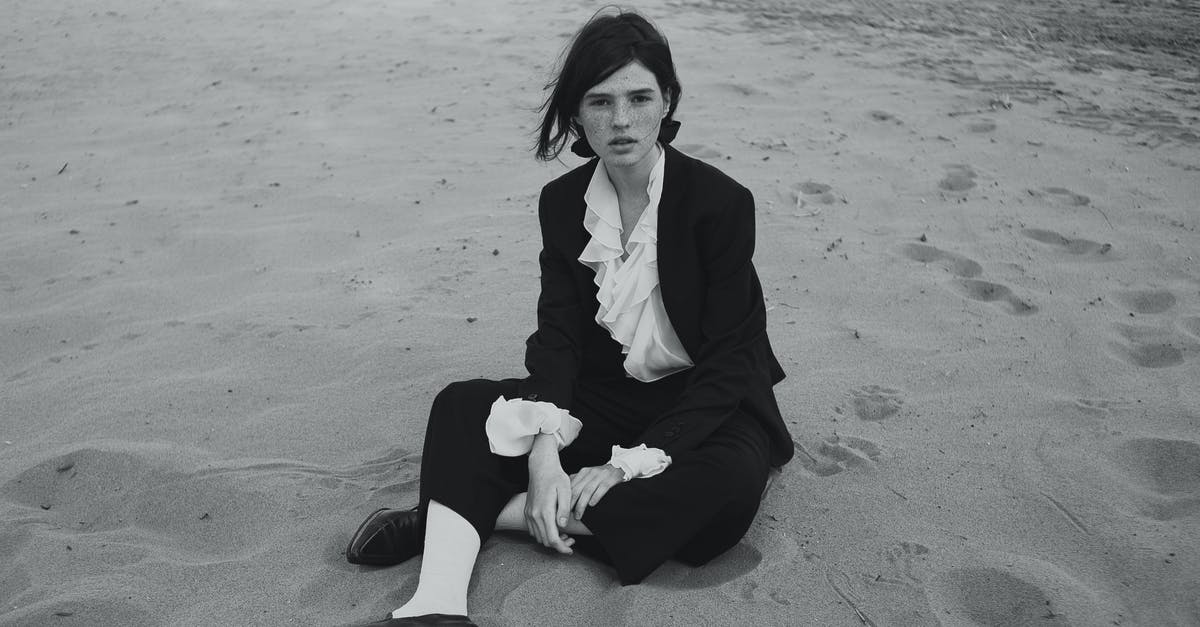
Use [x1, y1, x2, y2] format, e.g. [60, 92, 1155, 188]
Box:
[578, 147, 694, 382]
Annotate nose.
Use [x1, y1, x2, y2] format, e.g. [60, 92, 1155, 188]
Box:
[612, 100, 631, 129]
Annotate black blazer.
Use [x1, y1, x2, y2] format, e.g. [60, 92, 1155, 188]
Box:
[518, 144, 794, 468]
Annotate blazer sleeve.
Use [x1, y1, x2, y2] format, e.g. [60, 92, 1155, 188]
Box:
[517, 184, 585, 411]
[637, 186, 775, 457]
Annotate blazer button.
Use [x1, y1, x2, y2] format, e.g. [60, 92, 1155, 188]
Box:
[664, 429, 678, 438]
[524, 393, 539, 401]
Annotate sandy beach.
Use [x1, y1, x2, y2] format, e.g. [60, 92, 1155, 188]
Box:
[2, 0, 1198, 624]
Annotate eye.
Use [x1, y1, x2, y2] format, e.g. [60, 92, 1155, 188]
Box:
[586, 97, 610, 107]
[632, 94, 653, 103]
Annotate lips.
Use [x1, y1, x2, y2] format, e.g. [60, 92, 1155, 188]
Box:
[609, 137, 636, 146]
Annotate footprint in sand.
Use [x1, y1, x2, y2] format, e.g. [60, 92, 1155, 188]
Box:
[1107, 323, 1186, 368]
[819, 435, 881, 468]
[1114, 288, 1176, 314]
[1107, 437, 1200, 521]
[950, 279, 1038, 315]
[872, 542, 931, 589]
[939, 164, 977, 192]
[925, 553, 1126, 626]
[900, 242, 983, 278]
[1038, 186, 1092, 207]
[1021, 228, 1113, 257]
[837, 541, 935, 625]
[851, 385, 904, 422]
[793, 180, 838, 205]
[795, 434, 882, 477]
[927, 567, 1070, 625]
[1038, 433, 1200, 523]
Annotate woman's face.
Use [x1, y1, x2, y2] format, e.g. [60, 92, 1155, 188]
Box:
[576, 61, 670, 172]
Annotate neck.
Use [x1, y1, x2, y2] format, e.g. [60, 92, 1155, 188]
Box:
[604, 144, 661, 200]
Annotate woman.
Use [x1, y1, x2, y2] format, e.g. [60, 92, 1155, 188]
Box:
[343, 10, 794, 626]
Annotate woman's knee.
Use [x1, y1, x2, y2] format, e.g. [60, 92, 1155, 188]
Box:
[428, 378, 518, 432]
[682, 448, 768, 504]
[431, 380, 467, 413]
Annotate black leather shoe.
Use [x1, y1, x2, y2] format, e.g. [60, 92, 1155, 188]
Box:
[360, 615, 476, 626]
[345, 507, 424, 566]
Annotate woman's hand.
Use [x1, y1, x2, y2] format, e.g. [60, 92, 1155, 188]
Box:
[569, 464, 625, 521]
[525, 433, 574, 554]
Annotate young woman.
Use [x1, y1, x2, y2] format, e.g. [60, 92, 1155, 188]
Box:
[343, 10, 794, 626]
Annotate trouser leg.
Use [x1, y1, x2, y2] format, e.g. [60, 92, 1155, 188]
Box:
[417, 378, 526, 542]
[578, 412, 772, 584]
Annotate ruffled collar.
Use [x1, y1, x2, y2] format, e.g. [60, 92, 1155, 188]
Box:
[578, 145, 666, 265]
[577, 145, 692, 382]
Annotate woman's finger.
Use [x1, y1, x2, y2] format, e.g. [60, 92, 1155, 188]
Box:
[543, 510, 572, 554]
[571, 470, 601, 518]
[588, 468, 623, 506]
[569, 473, 586, 504]
[528, 499, 551, 546]
[551, 533, 573, 554]
[524, 507, 542, 545]
[537, 506, 554, 545]
[568, 470, 592, 513]
[533, 488, 572, 554]
[573, 483, 592, 520]
[556, 482, 571, 528]
[589, 479, 614, 506]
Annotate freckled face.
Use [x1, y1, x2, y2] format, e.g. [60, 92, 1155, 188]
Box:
[576, 62, 670, 172]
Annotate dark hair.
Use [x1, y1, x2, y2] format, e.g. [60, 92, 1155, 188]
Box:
[534, 9, 682, 161]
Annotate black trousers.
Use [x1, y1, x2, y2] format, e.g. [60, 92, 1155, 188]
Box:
[417, 377, 772, 585]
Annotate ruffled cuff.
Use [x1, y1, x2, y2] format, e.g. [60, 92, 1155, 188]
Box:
[485, 396, 583, 457]
[607, 444, 672, 481]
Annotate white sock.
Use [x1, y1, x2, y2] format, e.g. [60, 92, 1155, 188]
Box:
[391, 500, 480, 619]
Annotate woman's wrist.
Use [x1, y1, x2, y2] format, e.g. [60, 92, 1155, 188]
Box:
[529, 432, 560, 464]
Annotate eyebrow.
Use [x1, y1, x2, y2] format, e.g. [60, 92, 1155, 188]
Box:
[583, 87, 656, 98]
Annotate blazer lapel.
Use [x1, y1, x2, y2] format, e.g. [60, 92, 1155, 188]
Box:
[656, 145, 694, 349]
[658, 145, 688, 249]
[562, 159, 600, 261]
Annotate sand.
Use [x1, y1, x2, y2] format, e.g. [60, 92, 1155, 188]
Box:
[2, 0, 1198, 625]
